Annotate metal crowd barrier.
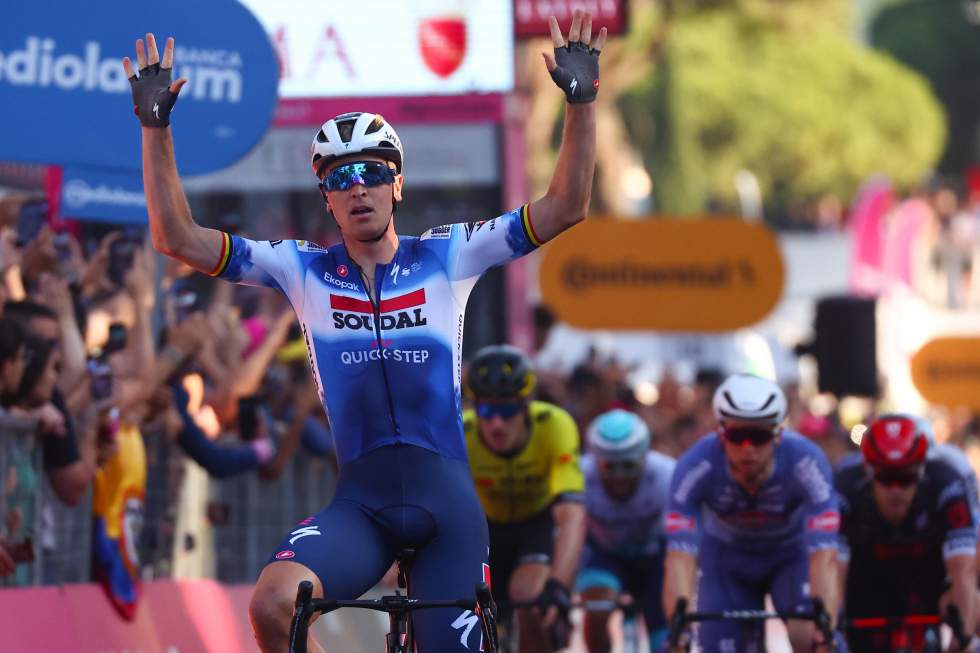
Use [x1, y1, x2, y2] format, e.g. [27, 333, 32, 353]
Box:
[210, 450, 338, 583]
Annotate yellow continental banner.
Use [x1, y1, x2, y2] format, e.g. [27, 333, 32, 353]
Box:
[538, 218, 784, 331]
[911, 337, 980, 410]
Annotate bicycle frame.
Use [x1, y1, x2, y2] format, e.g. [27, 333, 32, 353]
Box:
[841, 606, 970, 653]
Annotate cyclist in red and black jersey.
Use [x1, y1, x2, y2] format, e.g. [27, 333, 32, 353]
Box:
[836, 414, 978, 652]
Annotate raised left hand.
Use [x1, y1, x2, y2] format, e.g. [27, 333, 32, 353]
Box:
[543, 10, 607, 103]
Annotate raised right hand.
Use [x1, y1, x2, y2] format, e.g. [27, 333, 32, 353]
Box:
[122, 33, 187, 128]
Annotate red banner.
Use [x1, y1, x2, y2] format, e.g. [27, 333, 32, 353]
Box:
[514, 0, 628, 38]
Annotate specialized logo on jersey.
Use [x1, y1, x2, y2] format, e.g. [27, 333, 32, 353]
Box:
[665, 511, 697, 533]
[806, 510, 840, 533]
[331, 288, 428, 331]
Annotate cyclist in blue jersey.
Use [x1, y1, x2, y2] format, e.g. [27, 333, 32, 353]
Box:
[577, 409, 674, 653]
[662, 374, 839, 653]
[123, 12, 607, 652]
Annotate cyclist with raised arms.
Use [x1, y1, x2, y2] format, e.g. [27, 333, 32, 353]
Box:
[576, 409, 675, 653]
[463, 345, 586, 653]
[662, 373, 839, 652]
[122, 11, 606, 652]
[836, 414, 978, 652]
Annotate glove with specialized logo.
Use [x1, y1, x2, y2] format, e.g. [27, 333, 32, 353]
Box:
[128, 62, 179, 128]
[549, 41, 600, 103]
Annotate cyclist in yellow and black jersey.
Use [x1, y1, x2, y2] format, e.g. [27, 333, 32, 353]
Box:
[464, 345, 585, 653]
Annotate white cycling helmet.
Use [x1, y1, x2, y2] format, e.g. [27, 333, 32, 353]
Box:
[712, 374, 787, 428]
[310, 112, 404, 178]
[587, 409, 650, 461]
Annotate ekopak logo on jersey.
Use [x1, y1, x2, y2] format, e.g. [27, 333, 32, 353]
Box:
[0, 0, 278, 175]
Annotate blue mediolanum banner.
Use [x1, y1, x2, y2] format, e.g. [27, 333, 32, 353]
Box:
[0, 0, 279, 176]
[61, 166, 147, 223]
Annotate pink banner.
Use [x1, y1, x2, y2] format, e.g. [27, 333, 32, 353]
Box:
[0, 580, 257, 652]
[514, 0, 628, 37]
[274, 94, 503, 127]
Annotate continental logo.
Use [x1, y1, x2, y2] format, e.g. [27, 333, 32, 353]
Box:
[330, 288, 428, 331]
[911, 337, 980, 410]
[539, 218, 784, 331]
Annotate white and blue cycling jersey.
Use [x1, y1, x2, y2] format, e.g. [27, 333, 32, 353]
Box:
[210, 206, 542, 465]
[582, 450, 674, 557]
[665, 430, 840, 555]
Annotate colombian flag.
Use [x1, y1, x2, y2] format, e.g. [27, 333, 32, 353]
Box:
[92, 423, 146, 620]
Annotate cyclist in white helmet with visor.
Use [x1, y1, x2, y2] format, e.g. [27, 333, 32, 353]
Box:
[662, 374, 841, 652]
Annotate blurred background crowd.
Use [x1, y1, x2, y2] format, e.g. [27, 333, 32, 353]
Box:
[2, 0, 980, 643]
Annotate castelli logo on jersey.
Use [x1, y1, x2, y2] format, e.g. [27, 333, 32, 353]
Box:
[337, 264, 349, 277]
[806, 510, 840, 533]
[275, 550, 296, 560]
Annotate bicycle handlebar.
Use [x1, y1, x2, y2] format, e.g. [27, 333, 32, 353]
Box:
[288, 580, 498, 653]
[667, 596, 834, 651]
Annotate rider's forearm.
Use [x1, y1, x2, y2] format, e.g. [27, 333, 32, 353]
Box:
[946, 554, 977, 635]
[530, 103, 596, 242]
[808, 548, 839, 626]
[142, 128, 222, 271]
[550, 501, 586, 587]
[663, 549, 697, 620]
[143, 128, 194, 253]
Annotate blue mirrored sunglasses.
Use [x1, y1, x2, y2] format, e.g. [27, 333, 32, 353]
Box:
[320, 161, 396, 192]
[475, 401, 525, 420]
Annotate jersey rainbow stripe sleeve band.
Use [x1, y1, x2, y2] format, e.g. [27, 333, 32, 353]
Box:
[208, 232, 233, 277]
[521, 204, 543, 248]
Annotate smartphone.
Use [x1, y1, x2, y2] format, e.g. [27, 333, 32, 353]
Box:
[53, 232, 72, 261]
[108, 229, 145, 287]
[173, 288, 200, 324]
[104, 323, 127, 356]
[16, 200, 47, 246]
[87, 355, 114, 401]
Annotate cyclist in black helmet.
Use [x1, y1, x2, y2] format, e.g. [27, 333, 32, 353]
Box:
[464, 345, 586, 653]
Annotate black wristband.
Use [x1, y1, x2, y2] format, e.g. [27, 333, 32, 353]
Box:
[129, 62, 179, 128]
[549, 41, 600, 104]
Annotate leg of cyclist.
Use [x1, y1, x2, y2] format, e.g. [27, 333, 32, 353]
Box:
[769, 546, 813, 653]
[696, 538, 767, 653]
[248, 497, 394, 651]
[626, 553, 667, 652]
[510, 560, 552, 653]
[576, 545, 624, 653]
[389, 446, 491, 652]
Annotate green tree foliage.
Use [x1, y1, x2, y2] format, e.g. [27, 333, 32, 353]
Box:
[621, 5, 945, 215]
[871, 0, 980, 172]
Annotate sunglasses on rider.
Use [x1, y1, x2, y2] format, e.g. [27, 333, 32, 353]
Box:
[597, 458, 643, 475]
[872, 467, 921, 488]
[722, 426, 777, 446]
[475, 401, 526, 420]
[320, 161, 397, 192]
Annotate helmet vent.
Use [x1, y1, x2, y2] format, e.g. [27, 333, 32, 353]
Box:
[365, 115, 386, 135]
[316, 129, 329, 143]
[337, 120, 356, 143]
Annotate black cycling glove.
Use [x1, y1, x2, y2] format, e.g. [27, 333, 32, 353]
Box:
[549, 41, 600, 103]
[128, 63, 179, 128]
